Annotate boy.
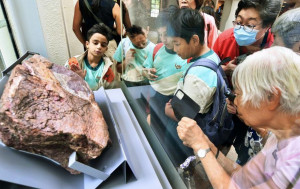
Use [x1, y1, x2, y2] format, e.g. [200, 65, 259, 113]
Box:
[165, 8, 220, 122]
[143, 7, 190, 166]
[165, 8, 233, 163]
[143, 7, 188, 97]
[66, 23, 115, 90]
[113, 24, 155, 86]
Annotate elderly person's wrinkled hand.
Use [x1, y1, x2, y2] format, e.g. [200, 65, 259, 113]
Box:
[226, 98, 237, 114]
[177, 117, 209, 151]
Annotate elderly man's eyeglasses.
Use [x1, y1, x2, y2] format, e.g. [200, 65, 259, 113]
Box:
[232, 21, 260, 33]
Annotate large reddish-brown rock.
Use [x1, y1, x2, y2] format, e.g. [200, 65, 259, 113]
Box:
[0, 55, 109, 174]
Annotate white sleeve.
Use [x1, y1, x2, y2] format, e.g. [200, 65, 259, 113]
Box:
[182, 74, 216, 113]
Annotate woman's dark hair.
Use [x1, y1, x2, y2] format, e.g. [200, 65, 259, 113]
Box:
[87, 23, 113, 41]
[203, 0, 215, 8]
[176, 0, 204, 10]
[167, 7, 205, 44]
[126, 25, 145, 38]
[202, 6, 215, 18]
[235, 0, 282, 28]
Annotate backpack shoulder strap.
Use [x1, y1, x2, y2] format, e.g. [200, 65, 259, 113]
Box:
[152, 43, 164, 61]
[184, 58, 219, 81]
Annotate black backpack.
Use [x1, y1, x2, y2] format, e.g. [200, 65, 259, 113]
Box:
[183, 58, 234, 147]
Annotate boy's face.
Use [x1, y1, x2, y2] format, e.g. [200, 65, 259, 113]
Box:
[129, 33, 148, 49]
[172, 37, 194, 59]
[86, 33, 108, 57]
[157, 27, 174, 49]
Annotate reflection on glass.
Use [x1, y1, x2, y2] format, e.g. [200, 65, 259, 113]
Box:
[0, 2, 17, 78]
[151, 0, 160, 17]
[117, 1, 193, 188]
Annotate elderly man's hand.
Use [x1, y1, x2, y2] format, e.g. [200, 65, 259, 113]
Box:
[177, 117, 209, 151]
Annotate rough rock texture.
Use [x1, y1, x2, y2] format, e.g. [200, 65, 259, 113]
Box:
[0, 55, 109, 174]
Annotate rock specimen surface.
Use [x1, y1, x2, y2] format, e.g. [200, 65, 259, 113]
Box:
[0, 55, 109, 174]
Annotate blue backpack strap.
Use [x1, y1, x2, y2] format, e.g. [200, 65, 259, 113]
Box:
[183, 58, 226, 121]
[184, 58, 220, 83]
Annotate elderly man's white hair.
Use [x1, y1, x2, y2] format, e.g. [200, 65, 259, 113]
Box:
[232, 46, 300, 115]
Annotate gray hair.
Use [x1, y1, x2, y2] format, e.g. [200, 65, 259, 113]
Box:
[272, 8, 300, 49]
[232, 46, 300, 115]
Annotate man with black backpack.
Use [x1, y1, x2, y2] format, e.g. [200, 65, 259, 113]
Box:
[165, 7, 234, 157]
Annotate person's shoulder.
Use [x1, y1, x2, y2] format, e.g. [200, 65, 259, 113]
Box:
[147, 41, 156, 48]
[218, 28, 234, 41]
[265, 28, 274, 48]
[102, 0, 115, 7]
[202, 12, 215, 22]
[119, 37, 131, 46]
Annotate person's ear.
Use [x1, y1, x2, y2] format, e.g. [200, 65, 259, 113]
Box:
[191, 34, 200, 46]
[85, 41, 89, 50]
[267, 88, 281, 111]
[143, 26, 150, 37]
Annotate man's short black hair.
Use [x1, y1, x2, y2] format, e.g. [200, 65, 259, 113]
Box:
[167, 7, 205, 44]
[126, 25, 145, 38]
[86, 23, 113, 42]
[235, 0, 282, 28]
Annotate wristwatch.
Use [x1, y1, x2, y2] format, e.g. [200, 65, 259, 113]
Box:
[197, 148, 211, 159]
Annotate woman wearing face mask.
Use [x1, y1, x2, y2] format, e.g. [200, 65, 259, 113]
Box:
[212, 0, 282, 165]
[213, 0, 281, 79]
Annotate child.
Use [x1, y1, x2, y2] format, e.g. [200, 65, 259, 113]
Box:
[142, 7, 190, 166]
[143, 7, 188, 97]
[165, 7, 233, 166]
[113, 24, 155, 86]
[165, 7, 220, 121]
[66, 23, 115, 90]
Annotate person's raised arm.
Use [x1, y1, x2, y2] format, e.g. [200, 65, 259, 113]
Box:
[177, 117, 241, 188]
[73, 1, 86, 45]
[112, 3, 122, 36]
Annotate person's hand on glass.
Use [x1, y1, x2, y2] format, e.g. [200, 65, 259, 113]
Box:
[125, 49, 136, 67]
[177, 117, 209, 151]
[142, 68, 158, 80]
[71, 64, 87, 79]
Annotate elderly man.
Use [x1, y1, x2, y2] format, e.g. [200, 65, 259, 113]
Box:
[177, 46, 300, 188]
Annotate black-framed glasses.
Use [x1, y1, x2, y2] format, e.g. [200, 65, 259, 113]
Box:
[232, 21, 260, 33]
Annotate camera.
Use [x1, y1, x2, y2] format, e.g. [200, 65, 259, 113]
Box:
[225, 89, 236, 102]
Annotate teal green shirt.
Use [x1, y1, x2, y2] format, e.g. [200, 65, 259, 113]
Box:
[83, 57, 105, 91]
[144, 46, 188, 81]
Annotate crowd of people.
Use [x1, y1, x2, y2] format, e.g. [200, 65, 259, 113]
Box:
[68, 0, 300, 188]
